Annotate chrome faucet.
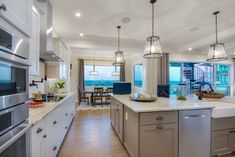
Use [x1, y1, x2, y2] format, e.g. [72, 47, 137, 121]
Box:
[198, 82, 214, 100]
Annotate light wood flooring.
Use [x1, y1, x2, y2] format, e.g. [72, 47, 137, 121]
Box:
[57, 110, 129, 157]
[57, 110, 235, 157]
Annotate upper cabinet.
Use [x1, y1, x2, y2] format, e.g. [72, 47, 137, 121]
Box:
[29, 5, 40, 76]
[0, 0, 32, 36]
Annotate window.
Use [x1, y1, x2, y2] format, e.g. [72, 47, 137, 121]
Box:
[169, 63, 182, 94]
[215, 64, 230, 95]
[169, 62, 231, 96]
[134, 64, 143, 88]
[84, 65, 120, 87]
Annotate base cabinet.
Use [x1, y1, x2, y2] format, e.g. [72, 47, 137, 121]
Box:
[30, 94, 76, 157]
[110, 97, 123, 142]
[212, 117, 235, 156]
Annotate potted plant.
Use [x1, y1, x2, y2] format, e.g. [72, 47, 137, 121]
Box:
[55, 80, 66, 93]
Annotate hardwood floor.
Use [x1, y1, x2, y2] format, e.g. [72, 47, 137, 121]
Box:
[57, 110, 129, 157]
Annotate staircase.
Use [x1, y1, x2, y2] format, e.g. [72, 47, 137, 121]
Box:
[183, 66, 205, 91]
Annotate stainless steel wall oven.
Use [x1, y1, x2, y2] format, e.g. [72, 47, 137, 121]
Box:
[0, 17, 31, 157]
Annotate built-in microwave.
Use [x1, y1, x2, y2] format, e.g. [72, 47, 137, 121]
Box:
[0, 17, 29, 60]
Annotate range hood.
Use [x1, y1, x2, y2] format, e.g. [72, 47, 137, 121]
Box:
[38, 0, 63, 62]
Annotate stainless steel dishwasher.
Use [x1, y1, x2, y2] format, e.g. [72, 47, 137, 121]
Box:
[179, 109, 211, 157]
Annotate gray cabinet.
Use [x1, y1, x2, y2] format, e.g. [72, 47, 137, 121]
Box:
[212, 130, 231, 156]
[212, 117, 235, 156]
[110, 97, 124, 142]
[124, 106, 139, 157]
[140, 123, 178, 157]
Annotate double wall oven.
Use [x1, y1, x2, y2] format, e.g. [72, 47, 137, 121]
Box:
[0, 17, 31, 157]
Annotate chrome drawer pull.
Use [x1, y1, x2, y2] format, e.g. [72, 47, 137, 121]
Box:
[36, 127, 43, 134]
[156, 125, 163, 130]
[156, 116, 163, 120]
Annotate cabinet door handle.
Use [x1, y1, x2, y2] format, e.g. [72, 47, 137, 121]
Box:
[53, 121, 57, 125]
[43, 134, 47, 138]
[0, 3, 7, 11]
[65, 113, 68, 116]
[156, 125, 163, 130]
[156, 116, 163, 121]
[53, 146, 57, 151]
[36, 127, 43, 134]
[230, 130, 235, 133]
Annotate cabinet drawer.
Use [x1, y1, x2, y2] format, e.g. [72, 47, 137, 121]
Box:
[212, 117, 235, 131]
[140, 111, 178, 125]
[31, 120, 45, 137]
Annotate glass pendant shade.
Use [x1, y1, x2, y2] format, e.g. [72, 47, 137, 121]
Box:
[207, 43, 227, 62]
[111, 66, 120, 76]
[89, 65, 99, 76]
[111, 71, 120, 76]
[207, 11, 227, 62]
[144, 36, 163, 58]
[113, 51, 125, 66]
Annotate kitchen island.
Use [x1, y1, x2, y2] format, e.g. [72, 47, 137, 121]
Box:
[29, 93, 76, 157]
[110, 94, 235, 157]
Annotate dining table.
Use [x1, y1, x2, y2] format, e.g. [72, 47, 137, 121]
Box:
[82, 88, 112, 105]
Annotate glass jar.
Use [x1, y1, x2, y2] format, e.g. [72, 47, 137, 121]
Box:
[176, 83, 189, 100]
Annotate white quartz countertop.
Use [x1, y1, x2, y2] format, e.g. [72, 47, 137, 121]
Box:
[111, 94, 214, 113]
[29, 93, 74, 125]
[111, 94, 235, 118]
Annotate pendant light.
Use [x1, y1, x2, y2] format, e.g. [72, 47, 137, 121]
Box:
[111, 66, 120, 76]
[207, 11, 227, 62]
[89, 51, 99, 76]
[143, 0, 163, 59]
[113, 26, 125, 66]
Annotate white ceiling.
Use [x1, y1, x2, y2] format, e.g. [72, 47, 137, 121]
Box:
[51, 0, 235, 57]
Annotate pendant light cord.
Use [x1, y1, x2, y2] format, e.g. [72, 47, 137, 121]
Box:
[152, 2, 155, 36]
[117, 26, 121, 51]
[93, 51, 95, 71]
[215, 13, 218, 44]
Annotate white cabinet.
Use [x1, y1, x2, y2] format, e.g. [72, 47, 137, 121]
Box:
[30, 119, 46, 157]
[0, 0, 32, 36]
[29, 6, 40, 76]
[30, 94, 76, 157]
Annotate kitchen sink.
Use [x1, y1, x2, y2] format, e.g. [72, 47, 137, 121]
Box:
[204, 101, 235, 118]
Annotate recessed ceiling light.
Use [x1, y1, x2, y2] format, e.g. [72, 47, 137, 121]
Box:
[79, 33, 84, 37]
[188, 48, 193, 51]
[75, 12, 81, 17]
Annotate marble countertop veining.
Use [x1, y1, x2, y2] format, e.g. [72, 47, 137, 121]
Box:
[29, 93, 74, 125]
[111, 94, 215, 113]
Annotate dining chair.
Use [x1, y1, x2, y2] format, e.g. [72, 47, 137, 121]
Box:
[104, 87, 113, 104]
[93, 87, 104, 106]
[78, 86, 89, 105]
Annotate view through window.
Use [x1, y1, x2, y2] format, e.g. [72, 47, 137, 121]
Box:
[84, 65, 120, 87]
[134, 64, 143, 88]
[169, 62, 230, 96]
